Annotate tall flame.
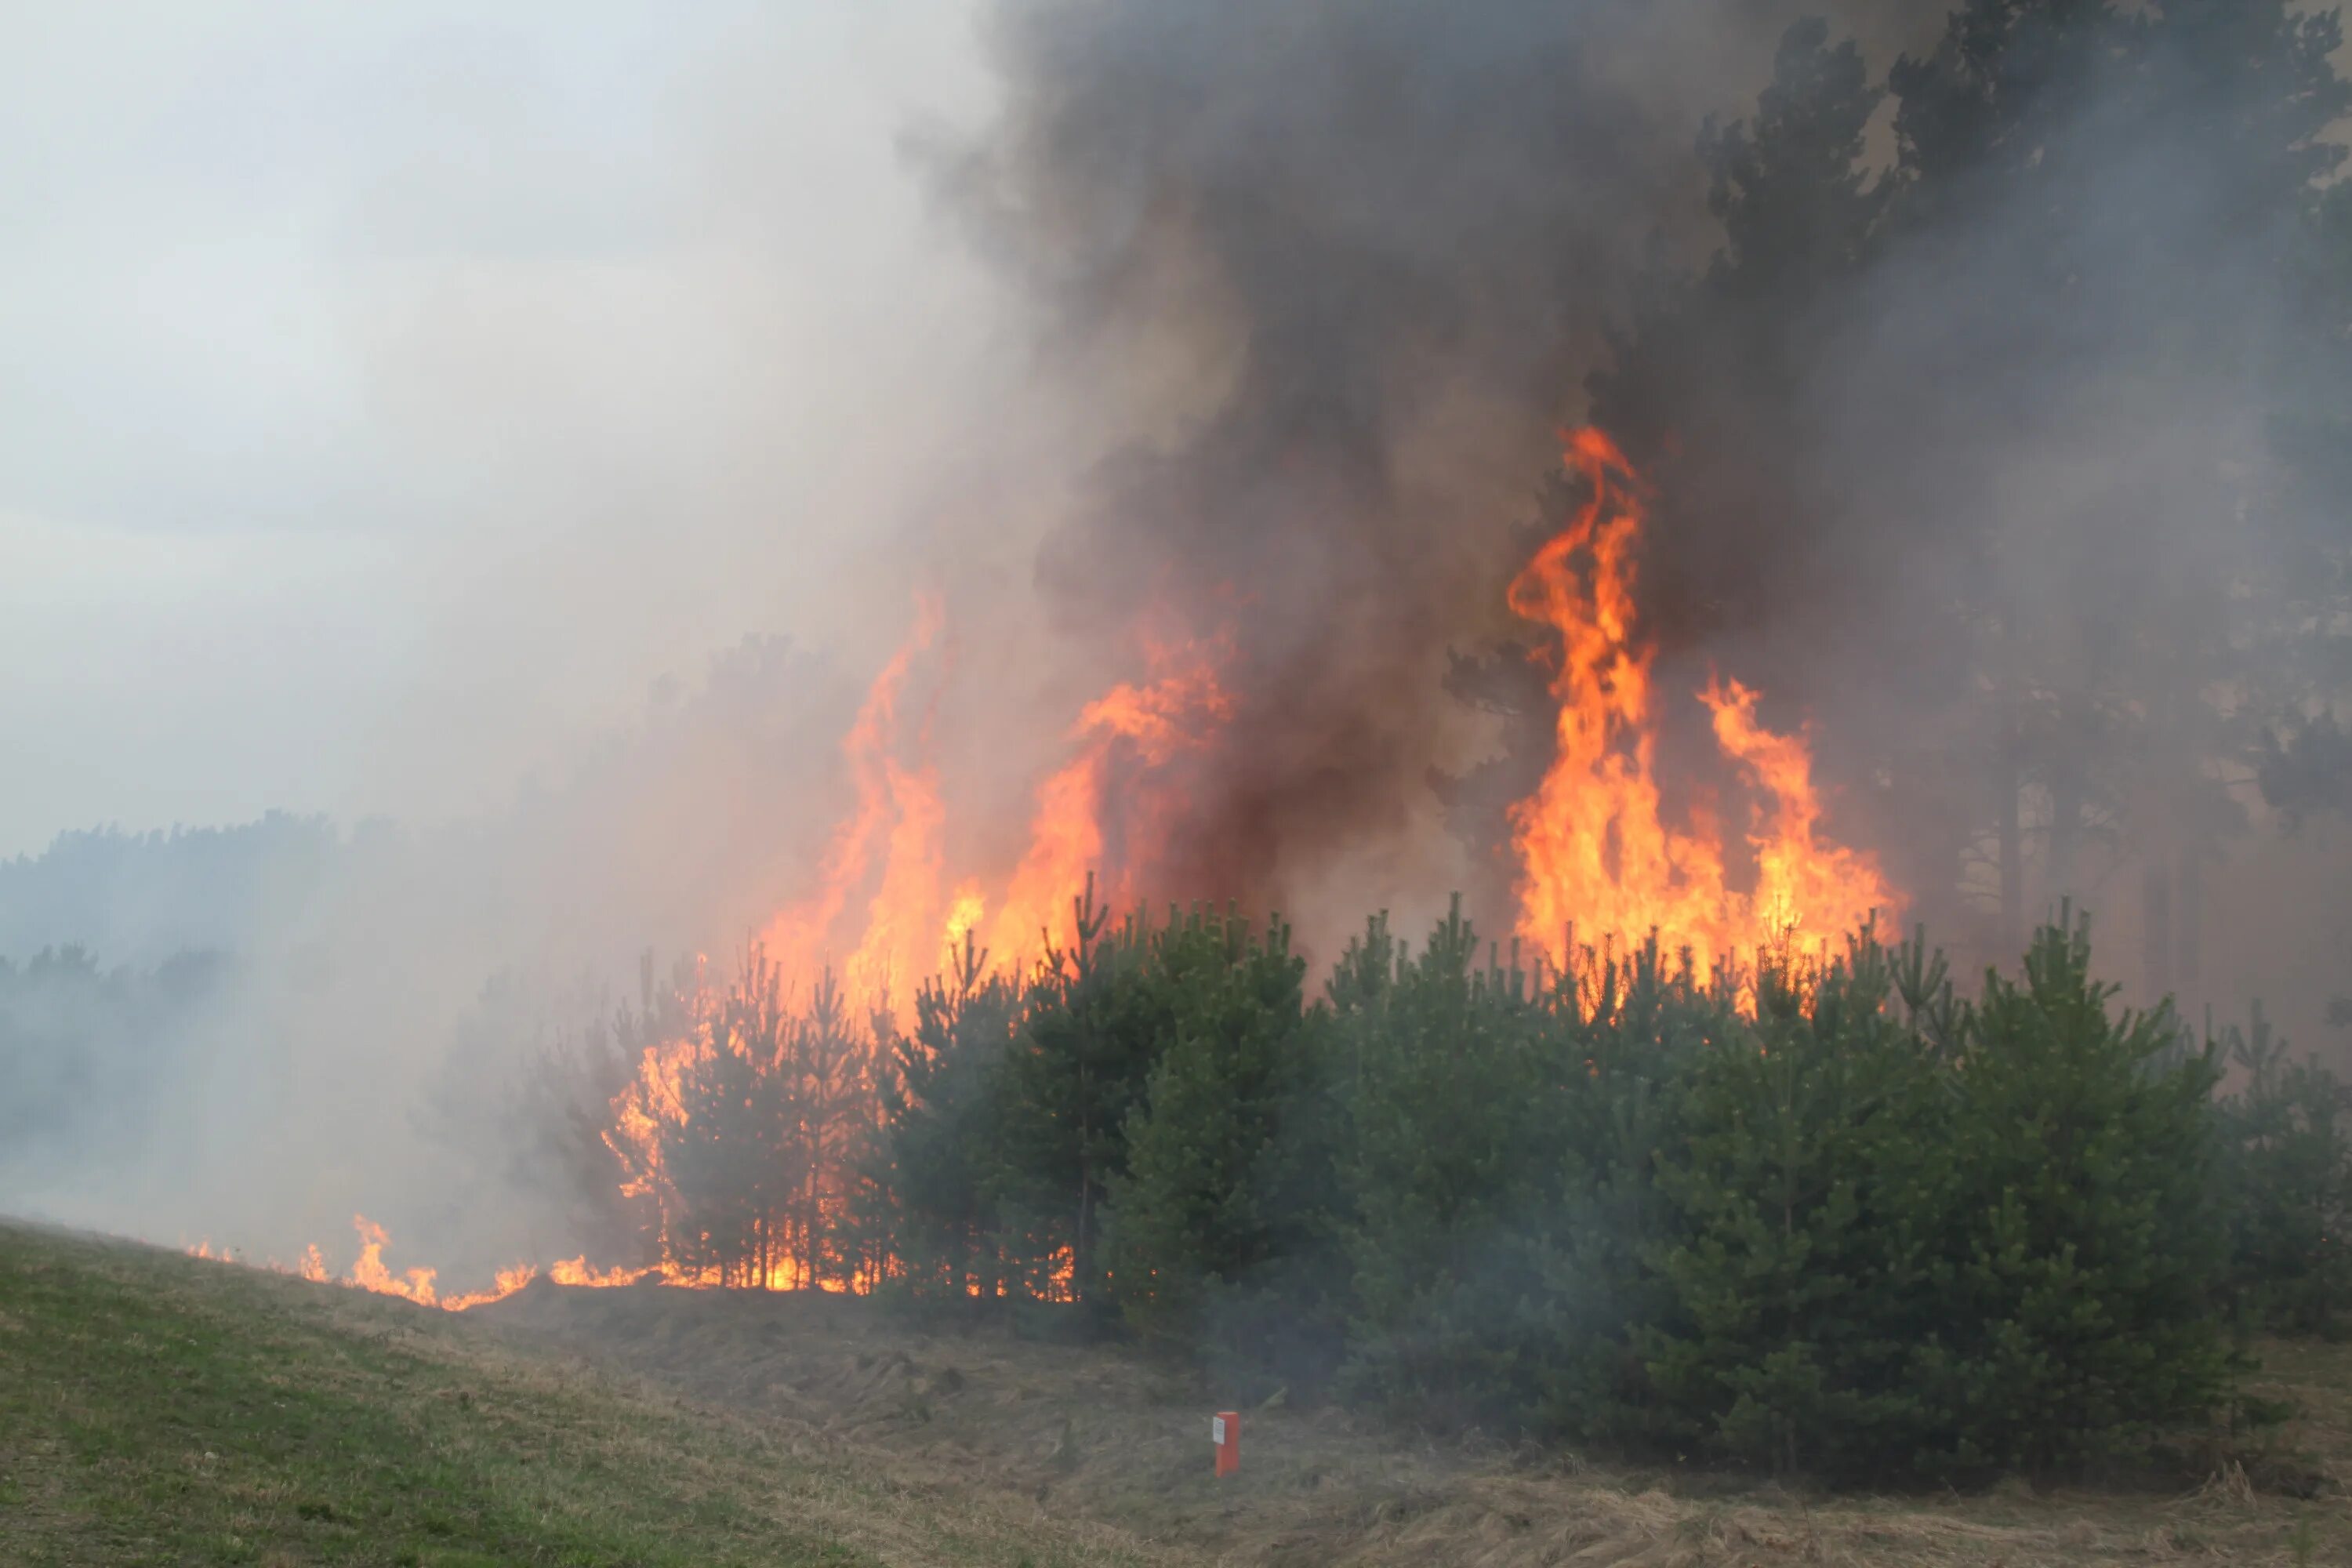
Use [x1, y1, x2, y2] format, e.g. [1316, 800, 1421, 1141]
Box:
[740, 593, 1242, 1022]
[981, 648, 1232, 973]
[759, 596, 948, 1014]
[1510, 429, 1894, 975]
[554, 601, 1232, 1298]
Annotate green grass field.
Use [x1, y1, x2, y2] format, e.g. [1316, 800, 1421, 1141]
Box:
[0, 1221, 1145, 1568]
[5, 1218, 2347, 1566]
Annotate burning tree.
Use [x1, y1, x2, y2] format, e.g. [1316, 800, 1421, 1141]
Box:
[1503, 426, 1897, 976]
[860, 935, 1022, 1301]
[1568, 2, 2352, 988]
[605, 953, 879, 1292]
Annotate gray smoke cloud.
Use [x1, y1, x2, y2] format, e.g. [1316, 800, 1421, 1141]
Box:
[1572, 2, 2352, 1044]
[949, 0, 2352, 1064]
[938, 0, 1943, 938]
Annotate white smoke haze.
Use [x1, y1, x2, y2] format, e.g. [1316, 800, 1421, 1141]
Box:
[0, 0, 1062, 1267]
[4, 0, 2350, 1279]
[0, 1, 1032, 846]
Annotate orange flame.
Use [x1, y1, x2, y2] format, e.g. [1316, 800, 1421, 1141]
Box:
[577, 601, 1233, 1296]
[442, 1262, 540, 1312]
[346, 1214, 440, 1306]
[760, 596, 946, 1013]
[1510, 429, 1895, 977]
[750, 594, 1234, 1003]
[942, 880, 985, 953]
[840, 746, 947, 1022]
[214, 597, 1235, 1307]
[187, 1217, 537, 1312]
[548, 1255, 652, 1288]
[982, 648, 1232, 972]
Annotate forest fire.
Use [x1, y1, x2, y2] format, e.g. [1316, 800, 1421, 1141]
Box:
[566, 611, 1230, 1298]
[1510, 429, 1895, 977]
[223, 426, 1892, 1312]
[418, 611, 1220, 1306]
[756, 594, 949, 1022]
[751, 600, 1232, 1027]
[980, 639, 1233, 971]
[46, 5, 2352, 1523]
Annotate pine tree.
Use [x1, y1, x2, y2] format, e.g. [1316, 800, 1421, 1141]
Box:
[1334, 901, 1577, 1424]
[659, 956, 795, 1287]
[986, 878, 1155, 1308]
[867, 933, 1022, 1301]
[1102, 909, 1319, 1354]
[1519, 931, 1728, 1448]
[1640, 935, 1953, 1478]
[1904, 913, 2230, 1481]
[777, 968, 873, 1291]
[2211, 1002, 2352, 1334]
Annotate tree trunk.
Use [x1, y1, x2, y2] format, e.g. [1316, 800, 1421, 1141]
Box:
[2047, 738, 2082, 925]
[2141, 859, 2174, 1000]
[1076, 1159, 1093, 1301]
[1998, 699, 2024, 955]
[2176, 846, 2203, 990]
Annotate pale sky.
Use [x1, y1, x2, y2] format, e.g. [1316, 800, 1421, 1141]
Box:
[0, 2, 1008, 858]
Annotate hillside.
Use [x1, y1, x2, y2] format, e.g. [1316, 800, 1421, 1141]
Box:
[4, 1219, 2347, 1566]
[0, 1221, 1151, 1567]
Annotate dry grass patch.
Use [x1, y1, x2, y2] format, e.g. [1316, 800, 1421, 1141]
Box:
[481, 1282, 2352, 1566]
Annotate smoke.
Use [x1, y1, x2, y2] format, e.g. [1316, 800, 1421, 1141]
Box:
[1571, 0, 2352, 1032]
[10, 0, 2352, 1275]
[942, 0, 2352, 1047]
[937, 0, 1942, 937]
[0, 2, 1007, 852]
[0, 3, 1015, 1263]
[0, 637, 865, 1269]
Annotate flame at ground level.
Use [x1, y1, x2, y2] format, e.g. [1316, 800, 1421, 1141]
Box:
[188, 1220, 1076, 1313]
[186, 1218, 530, 1312]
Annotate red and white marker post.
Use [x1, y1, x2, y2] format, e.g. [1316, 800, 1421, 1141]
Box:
[1212, 1410, 1240, 1478]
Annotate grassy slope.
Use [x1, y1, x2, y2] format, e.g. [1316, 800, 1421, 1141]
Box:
[5, 1219, 2348, 1568]
[0, 1222, 1161, 1568]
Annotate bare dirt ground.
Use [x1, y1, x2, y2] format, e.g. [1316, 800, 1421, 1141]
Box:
[477, 1279, 2352, 1566]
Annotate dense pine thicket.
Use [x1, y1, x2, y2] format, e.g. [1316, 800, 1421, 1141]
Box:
[575, 893, 2346, 1488]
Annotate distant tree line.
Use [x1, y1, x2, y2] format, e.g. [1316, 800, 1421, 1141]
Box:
[0, 946, 231, 1176]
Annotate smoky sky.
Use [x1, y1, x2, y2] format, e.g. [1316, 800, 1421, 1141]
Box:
[948, 0, 1944, 925]
[0, 2, 1006, 859]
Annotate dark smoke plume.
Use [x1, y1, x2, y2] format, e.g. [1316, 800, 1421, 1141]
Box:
[952, 0, 2352, 1042]
[945, 1, 1940, 927]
